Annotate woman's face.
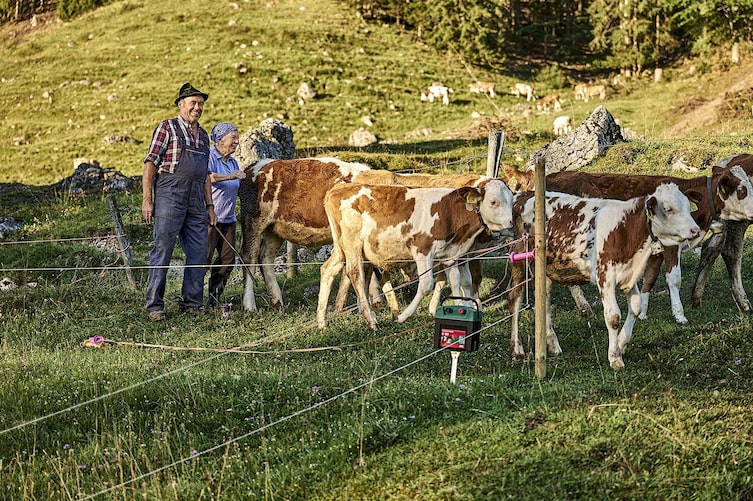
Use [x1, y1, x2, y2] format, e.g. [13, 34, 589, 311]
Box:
[216, 131, 239, 157]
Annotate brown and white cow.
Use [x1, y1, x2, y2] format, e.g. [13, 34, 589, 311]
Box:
[509, 184, 701, 369]
[537, 93, 562, 112]
[469, 81, 495, 97]
[317, 180, 514, 330]
[239, 157, 372, 312]
[546, 166, 753, 323]
[692, 153, 753, 313]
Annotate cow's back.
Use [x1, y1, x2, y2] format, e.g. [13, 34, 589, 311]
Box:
[242, 157, 370, 247]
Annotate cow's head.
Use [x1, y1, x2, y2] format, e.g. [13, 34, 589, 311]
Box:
[713, 164, 753, 221]
[467, 179, 514, 233]
[645, 183, 701, 246]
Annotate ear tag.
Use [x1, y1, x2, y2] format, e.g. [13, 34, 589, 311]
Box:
[650, 241, 664, 255]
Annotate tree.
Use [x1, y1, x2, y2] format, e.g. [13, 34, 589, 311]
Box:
[588, 0, 678, 74]
[670, 0, 753, 62]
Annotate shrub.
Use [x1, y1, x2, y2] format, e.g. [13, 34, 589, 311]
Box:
[57, 0, 112, 21]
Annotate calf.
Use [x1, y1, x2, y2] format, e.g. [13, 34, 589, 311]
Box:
[553, 115, 572, 136]
[582, 84, 606, 102]
[469, 81, 495, 97]
[509, 83, 535, 101]
[573, 83, 588, 101]
[692, 153, 753, 313]
[239, 157, 372, 312]
[509, 184, 701, 369]
[537, 93, 562, 112]
[421, 82, 453, 105]
[546, 166, 753, 323]
[318, 180, 514, 329]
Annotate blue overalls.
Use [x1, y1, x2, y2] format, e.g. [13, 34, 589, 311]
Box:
[145, 138, 209, 313]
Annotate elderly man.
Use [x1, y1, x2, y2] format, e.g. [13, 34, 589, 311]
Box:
[142, 83, 217, 321]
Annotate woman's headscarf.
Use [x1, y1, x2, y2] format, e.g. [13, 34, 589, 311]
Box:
[210, 122, 238, 143]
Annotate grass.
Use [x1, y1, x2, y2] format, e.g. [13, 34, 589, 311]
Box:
[3, 0, 753, 499]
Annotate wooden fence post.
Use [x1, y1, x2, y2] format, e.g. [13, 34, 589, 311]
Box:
[106, 194, 137, 290]
[534, 158, 547, 380]
[287, 241, 297, 278]
[486, 130, 505, 178]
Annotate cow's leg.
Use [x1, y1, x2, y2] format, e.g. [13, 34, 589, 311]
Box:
[508, 262, 526, 360]
[242, 267, 258, 312]
[445, 262, 473, 305]
[397, 257, 434, 323]
[375, 270, 400, 317]
[600, 283, 625, 369]
[638, 252, 664, 321]
[317, 250, 345, 329]
[568, 285, 594, 318]
[240, 216, 265, 312]
[691, 228, 726, 308]
[368, 271, 384, 306]
[333, 272, 352, 312]
[616, 285, 642, 365]
[341, 237, 377, 328]
[545, 278, 562, 355]
[259, 232, 285, 310]
[428, 269, 447, 314]
[721, 220, 751, 313]
[661, 247, 687, 324]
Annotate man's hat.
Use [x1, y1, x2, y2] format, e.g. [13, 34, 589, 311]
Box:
[174, 82, 209, 106]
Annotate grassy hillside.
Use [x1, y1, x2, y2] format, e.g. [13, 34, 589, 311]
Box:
[2, 0, 753, 187]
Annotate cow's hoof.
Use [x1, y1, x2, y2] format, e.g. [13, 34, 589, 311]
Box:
[674, 316, 688, 324]
[609, 358, 625, 370]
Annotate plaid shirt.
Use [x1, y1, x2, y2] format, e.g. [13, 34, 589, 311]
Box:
[144, 116, 210, 174]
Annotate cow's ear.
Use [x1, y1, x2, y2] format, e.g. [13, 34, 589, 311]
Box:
[645, 195, 658, 216]
[462, 187, 482, 205]
[716, 173, 734, 199]
[683, 188, 702, 212]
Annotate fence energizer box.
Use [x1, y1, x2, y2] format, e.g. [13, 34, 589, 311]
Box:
[434, 297, 482, 352]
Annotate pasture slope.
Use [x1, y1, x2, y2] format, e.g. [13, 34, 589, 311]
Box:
[2, 1, 753, 500]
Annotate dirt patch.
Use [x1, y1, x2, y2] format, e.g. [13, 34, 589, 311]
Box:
[663, 59, 753, 137]
[451, 116, 519, 141]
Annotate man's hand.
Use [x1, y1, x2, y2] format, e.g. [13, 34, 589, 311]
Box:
[142, 199, 154, 224]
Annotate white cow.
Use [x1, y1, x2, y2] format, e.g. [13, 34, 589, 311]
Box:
[509, 83, 535, 101]
[553, 115, 572, 135]
[420, 82, 453, 105]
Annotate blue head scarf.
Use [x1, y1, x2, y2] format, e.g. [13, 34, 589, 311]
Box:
[211, 122, 238, 143]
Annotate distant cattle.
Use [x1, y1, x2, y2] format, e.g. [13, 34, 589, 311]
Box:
[552, 115, 572, 135]
[317, 180, 514, 329]
[692, 154, 753, 313]
[469, 81, 495, 97]
[573, 83, 588, 100]
[509, 184, 701, 369]
[509, 83, 535, 101]
[546, 166, 753, 323]
[582, 84, 606, 102]
[537, 93, 562, 112]
[421, 82, 453, 105]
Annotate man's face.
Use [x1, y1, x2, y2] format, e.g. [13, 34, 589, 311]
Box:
[178, 96, 204, 124]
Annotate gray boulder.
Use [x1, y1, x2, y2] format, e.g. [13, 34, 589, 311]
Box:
[526, 105, 624, 172]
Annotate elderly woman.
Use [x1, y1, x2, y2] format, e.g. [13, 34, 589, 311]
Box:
[206, 122, 246, 308]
